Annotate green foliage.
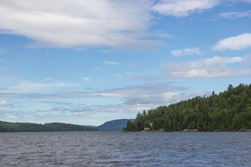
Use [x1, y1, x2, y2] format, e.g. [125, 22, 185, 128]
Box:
[0, 121, 98, 132]
[125, 83, 251, 132]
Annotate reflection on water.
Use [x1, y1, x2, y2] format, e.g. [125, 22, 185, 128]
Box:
[0, 132, 250, 167]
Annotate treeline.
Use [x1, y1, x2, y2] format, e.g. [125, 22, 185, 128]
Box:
[0, 121, 98, 132]
[125, 83, 251, 132]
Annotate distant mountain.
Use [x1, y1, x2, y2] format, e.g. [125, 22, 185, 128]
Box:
[97, 119, 132, 131]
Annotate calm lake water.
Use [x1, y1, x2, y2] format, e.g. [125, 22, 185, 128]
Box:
[0, 132, 250, 167]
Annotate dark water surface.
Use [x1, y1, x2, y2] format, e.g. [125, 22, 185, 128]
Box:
[0, 132, 250, 167]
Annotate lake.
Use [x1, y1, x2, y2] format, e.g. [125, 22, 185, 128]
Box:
[0, 132, 250, 167]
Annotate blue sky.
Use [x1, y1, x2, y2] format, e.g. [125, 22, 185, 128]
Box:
[0, 0, 251, 125]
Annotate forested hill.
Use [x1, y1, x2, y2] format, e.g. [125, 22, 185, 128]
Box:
[125, 84, 251, 132]
[0, 122, 97, 132]
[98, 119, 133, 131]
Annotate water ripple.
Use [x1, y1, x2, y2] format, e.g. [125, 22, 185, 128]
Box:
[0, 132, 250, 167]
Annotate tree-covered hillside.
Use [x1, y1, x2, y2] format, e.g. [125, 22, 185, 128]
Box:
[0, 121, 97, 132]
[98, 119, 133, 131]
[125, 84, 251, 132]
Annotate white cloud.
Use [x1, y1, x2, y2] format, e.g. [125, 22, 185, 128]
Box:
[44, 77, 54, 81]
[128, 63, 137, 68]
[171, 48, 201, 56]
[4, 114, 18, 119]
[162, 56, 251, 78]
[219, 11, 251, 19]
[152, 0, 219, 17]
[0, 0, 161, 49]
[213, 33, 251, 51]
[4, 80, 78, 93]
[81, 77, 92, 82]
[51, 106, 70, 112]
[102, 61, 121, 65]
[0, 100, 9, 106]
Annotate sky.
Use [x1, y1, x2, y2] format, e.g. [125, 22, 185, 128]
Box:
[0, 0, 251, 126]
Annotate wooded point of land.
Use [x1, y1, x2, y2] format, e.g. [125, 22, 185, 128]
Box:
[125, 83, 251, 132]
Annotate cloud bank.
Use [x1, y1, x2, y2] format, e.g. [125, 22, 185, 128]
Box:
[0, 81, 188, 105]
[0, 0, 160, 49]
[162, 56, 251, 78]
